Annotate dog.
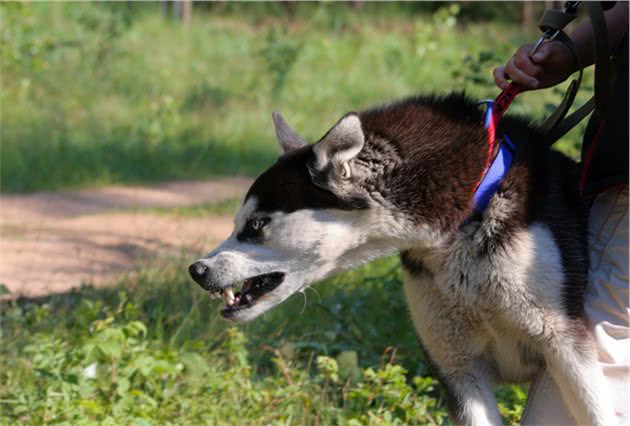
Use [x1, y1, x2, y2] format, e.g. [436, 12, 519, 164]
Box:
[189, 94, 613, 425]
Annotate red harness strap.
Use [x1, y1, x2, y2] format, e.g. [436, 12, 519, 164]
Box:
[493, 82, 523, 121]
[474, 82, 522, 192]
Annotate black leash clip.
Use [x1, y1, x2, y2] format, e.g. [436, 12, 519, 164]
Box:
[529, 1, 581, 57]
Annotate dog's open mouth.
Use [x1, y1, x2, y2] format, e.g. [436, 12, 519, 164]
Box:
[212, 272, 285, 317]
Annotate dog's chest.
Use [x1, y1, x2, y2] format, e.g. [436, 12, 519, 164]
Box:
[419, 222, 564, 316]
[480, 319, 545, 382]
[403, 267, 547, 382]
[402, 222, 563, 379]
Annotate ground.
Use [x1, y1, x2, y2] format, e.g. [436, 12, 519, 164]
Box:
[0, 178, 251, 298]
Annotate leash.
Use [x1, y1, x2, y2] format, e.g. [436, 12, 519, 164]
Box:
[470, 1, 610, 215]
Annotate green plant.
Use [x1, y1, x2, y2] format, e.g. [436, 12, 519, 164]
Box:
[259, 28, 302, 100]
[1, 256, 527, 425]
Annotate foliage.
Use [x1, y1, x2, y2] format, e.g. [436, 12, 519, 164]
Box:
[0, 257, 528, 425]
[1, 2, 591, 193]
[259, 28, 301, 100]
[122, 197, 243, 217]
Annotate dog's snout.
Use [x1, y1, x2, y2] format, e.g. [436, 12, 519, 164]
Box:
[188, 261, 209, 287]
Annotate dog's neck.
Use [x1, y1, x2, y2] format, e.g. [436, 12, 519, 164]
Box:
[358, 94, 491, 237]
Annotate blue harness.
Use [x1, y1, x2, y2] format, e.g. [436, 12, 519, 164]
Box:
[470, 101, 516, 217]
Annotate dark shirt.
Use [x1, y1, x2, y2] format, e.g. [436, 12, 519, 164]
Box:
[580, 28, 629, 195]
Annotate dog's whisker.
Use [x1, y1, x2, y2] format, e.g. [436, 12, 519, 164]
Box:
[299, 289, 308, 315]
[305, 286, 322, 304]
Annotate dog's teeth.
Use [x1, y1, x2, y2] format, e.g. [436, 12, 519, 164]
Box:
[222, 289, 235, 306]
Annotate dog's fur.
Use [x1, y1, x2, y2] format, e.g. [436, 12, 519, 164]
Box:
[189, 94, 613, 425]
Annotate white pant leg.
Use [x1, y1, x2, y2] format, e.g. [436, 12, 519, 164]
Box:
[522, 185, 629, 426]
[584, 186, 629, 424]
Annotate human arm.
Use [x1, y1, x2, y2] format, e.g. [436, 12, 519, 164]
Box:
[493, 2, 629, 91]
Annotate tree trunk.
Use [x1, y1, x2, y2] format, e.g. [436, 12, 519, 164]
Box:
[182, 0, 192, 26]
[172, 0, 192, 26]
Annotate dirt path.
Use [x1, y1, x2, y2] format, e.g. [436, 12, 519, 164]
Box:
[0, 178, 252, 299]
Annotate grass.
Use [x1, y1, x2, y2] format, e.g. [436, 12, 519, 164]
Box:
[0, 256, 527, 425]
[1, 2, 592, 193]
[124, 197, 243, 217]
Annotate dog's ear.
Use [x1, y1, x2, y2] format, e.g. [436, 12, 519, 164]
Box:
[272, 112, 307, 153]
[312, 113, 364, 173]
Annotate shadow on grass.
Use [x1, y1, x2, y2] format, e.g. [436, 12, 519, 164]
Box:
[1, 133, 276, 193]
[1, 256, 424, 375]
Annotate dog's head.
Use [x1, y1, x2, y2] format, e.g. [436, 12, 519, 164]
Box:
[189, 112, 414, 322]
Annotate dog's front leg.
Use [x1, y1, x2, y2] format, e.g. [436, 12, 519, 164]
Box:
[438, 359, 503, 426]
[403, 271, 502, 426]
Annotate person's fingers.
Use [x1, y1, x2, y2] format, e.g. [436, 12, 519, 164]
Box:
[493, 66, 509, 89]
[514, 47, 542, 78]
[494, 43, 547, 91]
[531, 42, 552, 64]
[505, 56, 540, 89]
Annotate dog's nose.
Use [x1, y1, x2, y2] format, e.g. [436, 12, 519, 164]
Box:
[188, 261, 209, 287]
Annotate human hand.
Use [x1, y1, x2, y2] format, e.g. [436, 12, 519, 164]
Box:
[493, 41, 577, 91]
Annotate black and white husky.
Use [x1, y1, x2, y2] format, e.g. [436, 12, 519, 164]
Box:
[189, 94, 613, 425]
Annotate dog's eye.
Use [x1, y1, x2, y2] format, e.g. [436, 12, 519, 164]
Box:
[237, 217, 270, 243]
[250, 218, 269, 232]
